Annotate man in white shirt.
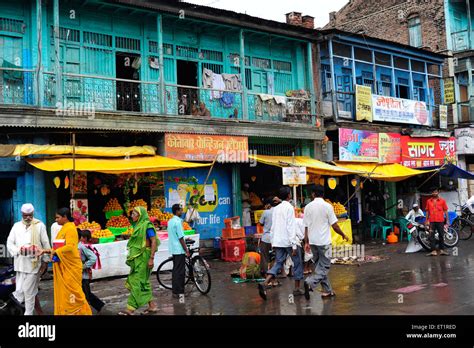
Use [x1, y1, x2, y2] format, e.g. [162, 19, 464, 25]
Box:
[303, 186, 348, 300]
[258, 198, 274, 275]
[258, 187, 303, 300]
[184, 204, 201, 229]
[50, 221, 62, 244]
[7, 203, 51, 315]
[405, 203, 425, 223]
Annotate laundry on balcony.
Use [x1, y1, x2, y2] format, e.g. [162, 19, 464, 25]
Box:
[219, 92, 235, 108]
[202, 68, 214, 88]
[221, 73, 242, 92]
[211, 73, 225, 100]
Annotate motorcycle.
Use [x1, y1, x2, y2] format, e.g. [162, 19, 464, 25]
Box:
[0, 265, 24, 315]
[406, 217, 459, 252]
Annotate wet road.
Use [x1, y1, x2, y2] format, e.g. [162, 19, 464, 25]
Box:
[35, 239, 474, 315]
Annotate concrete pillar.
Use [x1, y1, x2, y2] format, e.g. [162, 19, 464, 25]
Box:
[232, 164, 242, 218]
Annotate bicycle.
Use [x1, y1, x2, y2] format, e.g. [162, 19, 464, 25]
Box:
[156, 239, 211, 295]
[451, 203, 473, 241]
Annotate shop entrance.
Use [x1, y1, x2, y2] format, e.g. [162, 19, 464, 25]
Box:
[177, 60, 199, 115]
[0, 179, 16, 264]
[116, 52, 141, 112]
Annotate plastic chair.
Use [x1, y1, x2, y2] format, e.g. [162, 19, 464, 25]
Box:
[393, 217, 411, 242]
[371, 215, 393, 241]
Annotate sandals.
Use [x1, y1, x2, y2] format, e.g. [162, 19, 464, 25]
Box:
[118, 310, 135, 316]
[143, 308, 159, 315]
[321, 292, 336, 299]
[258, 283, 267, 301]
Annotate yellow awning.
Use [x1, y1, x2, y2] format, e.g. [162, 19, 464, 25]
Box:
[2, 144, 156, 157]
[250, 155, 364, 176]
[26, 156, 210, 174]
[335, 162, 433, 182]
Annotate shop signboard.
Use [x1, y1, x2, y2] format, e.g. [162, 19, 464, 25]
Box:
[439, 105, 448, 129]
[379, 133, 401, 164]
[164, 133, 248, 162]
[401, 136, 457, 168]
[355, 85, 373, 122]
[282, 167, 307, 185]
[443, 77, 455, 105]
[339, 128, 379, 162]
[455, 128, 474, 155]
[372, 95, 431, 126]
[164, 166, 233, 239]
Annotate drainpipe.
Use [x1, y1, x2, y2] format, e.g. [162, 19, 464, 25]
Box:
[53, 0, 62, 105]
[306, 42, 316, 125]
[157, 14, 166, 114]
[328, 38, 338, 123]
[240, 29, 248, 120]
[36, 0, 43, 108]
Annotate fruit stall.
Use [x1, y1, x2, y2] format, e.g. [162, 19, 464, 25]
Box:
[325, 199, 353, 246]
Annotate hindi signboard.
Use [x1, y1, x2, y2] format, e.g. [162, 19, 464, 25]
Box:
[443, 77, 455, 105]
[401, 136, 456, 168]
[455, 128, 474, 155]
[339, 128, 379, 162]
[439, 105, 448, 129]
[282, 167, 307, 186]
[164, 133, 248, 162]
[356, 85, 373, 122]
[372, 95, 431, 126]
[379, 133, 401, 164]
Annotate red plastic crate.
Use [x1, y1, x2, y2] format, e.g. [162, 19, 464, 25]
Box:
[221, 227, 245, 240]
[220, 238, 246, 262]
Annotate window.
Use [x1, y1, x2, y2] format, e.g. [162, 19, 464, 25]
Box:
[397, 77, 410, 99]
[354, 47, 372, 63]
[408, 16, 422, 48]
[377, 74, 392, 96]
[332, 42, 351, 57]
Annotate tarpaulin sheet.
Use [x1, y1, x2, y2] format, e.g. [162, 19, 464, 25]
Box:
[26, 156, 210, 174]
[423, 163, 474, 180]
[2, 144, 156, 157]
[249, 155, 364, 176]
[335, 162, 433, 182]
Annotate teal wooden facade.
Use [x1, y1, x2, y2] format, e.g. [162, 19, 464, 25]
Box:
[445, 0, 473, 52]
[0, 0, 316, 123]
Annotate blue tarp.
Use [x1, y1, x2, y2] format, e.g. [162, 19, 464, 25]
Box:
[423, 163, 474, 180]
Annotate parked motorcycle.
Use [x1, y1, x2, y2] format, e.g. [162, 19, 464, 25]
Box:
[407, 218, 459, 252]
[451, 203, 473, 241]
[0, 265, 23, 315]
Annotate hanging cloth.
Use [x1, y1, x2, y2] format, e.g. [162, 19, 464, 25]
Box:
[211, 74, 225, 100]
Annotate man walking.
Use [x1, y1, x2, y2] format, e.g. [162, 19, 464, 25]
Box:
[425, 188, 449, 256]
[7, 203, 51, 315]
[258, 198, 274, 275]
[258, 187, 304, 300]
[167, 204, 190, 298]
[303, 186, 348, 300]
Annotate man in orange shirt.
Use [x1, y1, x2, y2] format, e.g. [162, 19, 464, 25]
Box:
[425, 188, 449, 256]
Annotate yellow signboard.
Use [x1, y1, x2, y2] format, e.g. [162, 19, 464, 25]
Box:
[444, 78, 455, 105]
[355, 85, 373, 122]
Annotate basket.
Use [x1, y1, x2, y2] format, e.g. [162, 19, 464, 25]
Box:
[221, 227, 245, 240]
[99, 236, 115, 244]
[105, 210, 124, 220]
[184, 229, 195, 236]
[108, 227, 128, 236]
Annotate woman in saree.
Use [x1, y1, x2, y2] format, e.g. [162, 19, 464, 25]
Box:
[42, 208, 91, 315]
[119, 206, 159, 315]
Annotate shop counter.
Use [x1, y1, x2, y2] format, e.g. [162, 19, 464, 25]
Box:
[331, 218, 353, 246]
[90, 234, 200, 279]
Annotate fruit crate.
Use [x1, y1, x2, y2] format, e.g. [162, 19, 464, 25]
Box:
[220, 238, 246, 262]
[221, 227, 245, 240]
[105, 210, 124, 220]
[99, 236, 115, 244]
[108, 227, 128, 236]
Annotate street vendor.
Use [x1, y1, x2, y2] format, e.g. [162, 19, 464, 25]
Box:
[185, 203, 201, 229]
[241, 183, 252, 227]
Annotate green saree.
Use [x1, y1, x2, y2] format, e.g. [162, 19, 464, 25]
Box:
[125, 207, 159, 310]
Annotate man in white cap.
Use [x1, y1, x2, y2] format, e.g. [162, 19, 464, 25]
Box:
[7, 203, 51, 315]
[405, 203, 425, 223]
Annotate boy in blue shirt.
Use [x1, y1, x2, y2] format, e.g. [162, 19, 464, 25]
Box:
[167, 204, 190, 298]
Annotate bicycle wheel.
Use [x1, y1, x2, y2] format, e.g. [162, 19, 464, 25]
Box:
[451, 217, 473, 241]
[156, 258, 174, 290]
[443, 227, 459, 248]
[191, 256, 211, 295]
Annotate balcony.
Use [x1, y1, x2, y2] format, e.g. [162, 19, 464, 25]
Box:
[0, 67, 317, 126]
[451, 30, 473, 52]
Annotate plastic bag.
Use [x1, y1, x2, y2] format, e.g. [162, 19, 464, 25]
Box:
[304, 249, 313, 262]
